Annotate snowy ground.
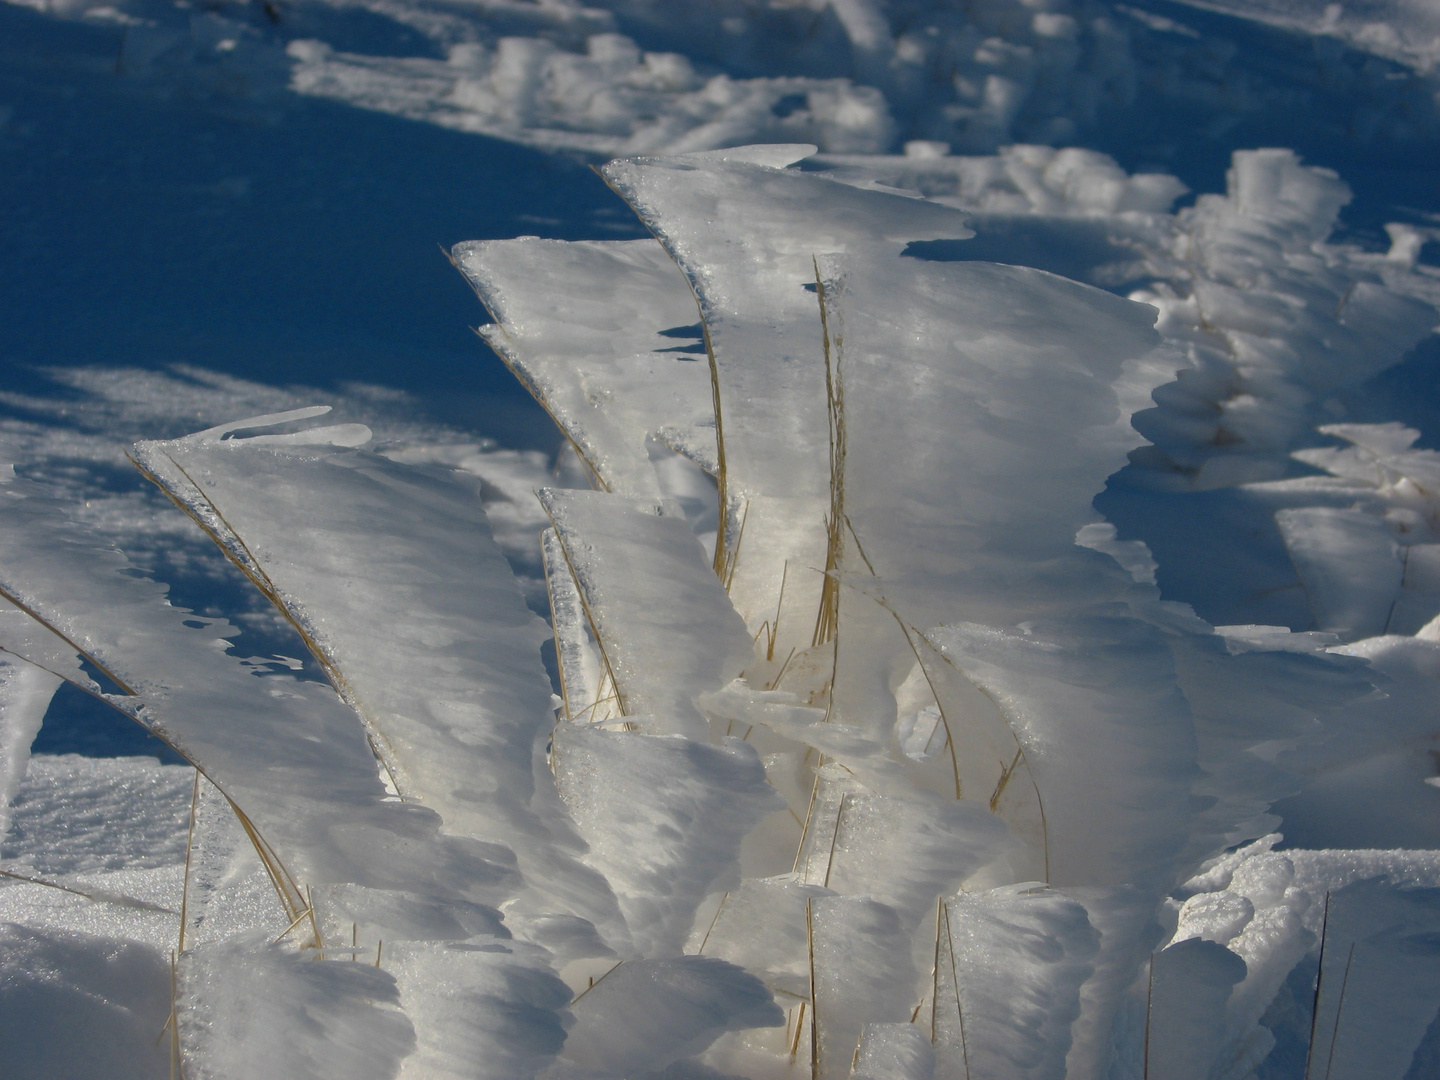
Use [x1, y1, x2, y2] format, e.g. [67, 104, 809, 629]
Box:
[3, 0, 1440, 1077]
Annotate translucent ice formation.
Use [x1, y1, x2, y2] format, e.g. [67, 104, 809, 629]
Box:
[3, 143, 1440, 1080]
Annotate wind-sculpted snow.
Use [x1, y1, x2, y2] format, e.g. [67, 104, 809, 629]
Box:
[811, 252, 1168, 620]
[5, 142, 1440, 1080]
[809, 895, 918, 1080]
[1143, 937, 1247, 1080]
[455, 238, 717, 491]
[557, 956, 783, 1076]
[935, 886, 1099, 1080]
[0, 656, 60, 840]
[0, 467, 516, 912]
[179, 933, 416, 1080]
[602, 146, 972, 508]
[0, 478, 570, 1079]
[602, 147, 973, 662]
[552, 723, 782, 958]
[538, 488, 753, 741]
[130, 413, 621, 932]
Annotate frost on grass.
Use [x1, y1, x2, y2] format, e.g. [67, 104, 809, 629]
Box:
[3, 146, 1440, 1080]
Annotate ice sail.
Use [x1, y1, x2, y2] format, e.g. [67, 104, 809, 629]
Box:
[539, 488, 754, 740]
[0, 466, 550, 1077]
[131, 414, 626, 945]
[455, 238, 717, 494]
[601, 148, 975, 662]
[8, 136, 1440, 1080]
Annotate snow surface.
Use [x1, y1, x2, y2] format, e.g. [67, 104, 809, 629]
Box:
[2, 0, 1440, 1078]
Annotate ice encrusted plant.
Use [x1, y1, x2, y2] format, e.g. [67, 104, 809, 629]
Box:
[2, 145, 1440, 1080]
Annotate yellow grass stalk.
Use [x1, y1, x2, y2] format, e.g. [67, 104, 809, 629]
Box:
[178, 770, 200, 952]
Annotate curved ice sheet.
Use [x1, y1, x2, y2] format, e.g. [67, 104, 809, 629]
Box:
[131, 416, 626, 942]
[602, 149, 975, 656]
[539, 488, 753, 740]
[456, 238, 717, 494]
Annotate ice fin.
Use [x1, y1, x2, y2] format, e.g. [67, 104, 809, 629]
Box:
[177, 933, 415, 1080]
[389, 939, 572, 1080]
[1143, 938, 1246, 1080]
[851, 1023, 934, 1080]
[1275, 507, 1403, 639]
[551, 723, 782, 957]
[560, 956, 782, 1076]
[455, 238, 714, 497]
[809, 895, 916, 1080]
[540, 489, 753, 740]
[0, 656, 61, 841]
[936, 885, 1098, 1080]
[1307, 879, 1440, 1080]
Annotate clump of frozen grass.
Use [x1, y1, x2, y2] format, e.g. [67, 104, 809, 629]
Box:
[3, 145, 1440, 1080]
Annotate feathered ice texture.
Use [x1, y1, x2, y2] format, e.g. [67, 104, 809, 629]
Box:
[929, 618, 1195, 893]
[604, 146, 967, 504]
[130, 414, 620, 932]
[538, 488, 754, 740]
[0, 654, 61, 839]
[7, 129, 1440, 1080]
[179, 932, 415, 1080]
[455, 238, 718, 490]
[597, 149, 1093, 1075]
[557, 956, 783, 1076]
[0, 452, 598, 1078]
[809, 254, 1180, 897]
[851, 1023, 935, 1080]
[1143, 937, 1247, 1080]
[542, 527, 613, 726]
[129, 413, 674, 1074]
[809, 895, 917, 1080]
[385, 940, 573, 1080]
[696, 875, 832, 998]
[552, 723, 782, 957]
[601, 147, 976, 674]
[798, 196, 1199, 1078]
[0, 466, 507, 914]
[1, 398, 796, 1075]
[435, 145, 1438, 1080]
[934, 886, 1099, 1080]
[819, 788, 1011, 929]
